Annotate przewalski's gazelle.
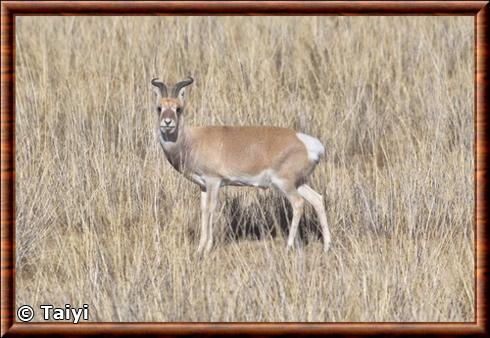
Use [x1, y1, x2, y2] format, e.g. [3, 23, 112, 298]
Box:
[151, 76, 331, 253]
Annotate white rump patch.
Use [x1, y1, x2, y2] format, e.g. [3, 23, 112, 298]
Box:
[296, 133, 325, 162]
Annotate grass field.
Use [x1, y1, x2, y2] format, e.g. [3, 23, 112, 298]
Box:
[15, 16, 474, 322]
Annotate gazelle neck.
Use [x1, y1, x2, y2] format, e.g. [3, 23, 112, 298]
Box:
[158, 119, 191, 173]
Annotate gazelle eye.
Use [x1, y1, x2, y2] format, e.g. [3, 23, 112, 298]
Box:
[156, 106, 162, 113]
[176, 107, 182, 114]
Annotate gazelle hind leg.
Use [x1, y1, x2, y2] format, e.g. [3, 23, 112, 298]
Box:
[298, 184, 331, 252]
[282, 189, 305, 249]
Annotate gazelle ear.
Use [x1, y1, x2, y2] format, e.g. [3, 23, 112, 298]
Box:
[151, 78, 167, 98]
[173, 77, 194, 105]
[176, 87, 187, 105]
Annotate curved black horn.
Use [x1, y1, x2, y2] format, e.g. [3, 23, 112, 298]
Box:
[151, 78, 168, 97]
[172, 77, 194, 97]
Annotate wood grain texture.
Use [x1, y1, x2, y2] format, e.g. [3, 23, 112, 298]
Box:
[1, 2, 15, 338]
[3, 322, 489, 336]
[1, 1, 488, 15]
[476, 2, 489, 335]
[1, 1, 488, 337]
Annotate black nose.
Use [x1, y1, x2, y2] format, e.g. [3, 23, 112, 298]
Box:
[164, 119, 172, 126]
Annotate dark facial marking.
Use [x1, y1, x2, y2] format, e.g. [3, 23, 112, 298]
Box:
[160, 125, 179, 143]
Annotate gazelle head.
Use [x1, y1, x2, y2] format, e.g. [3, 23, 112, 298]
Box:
[151, 77, 194, 139]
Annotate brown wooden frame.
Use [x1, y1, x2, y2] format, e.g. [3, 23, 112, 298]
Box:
[1, 1, 488, 337]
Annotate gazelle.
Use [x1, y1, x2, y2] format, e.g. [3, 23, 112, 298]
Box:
[151, 77, 331, 253]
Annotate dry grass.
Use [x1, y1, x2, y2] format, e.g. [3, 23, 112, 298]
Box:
[15, 16, 474, 322]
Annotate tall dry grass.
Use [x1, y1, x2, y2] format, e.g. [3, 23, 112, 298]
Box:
[15, 16, 474, 322]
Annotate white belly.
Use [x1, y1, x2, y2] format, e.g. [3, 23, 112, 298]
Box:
[224, 170, 273, 188]
[190, 170, 286, 190]
[191, 170, 274, 189]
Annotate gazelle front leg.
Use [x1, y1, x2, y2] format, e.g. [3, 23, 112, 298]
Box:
[204, 179, 221, 253]
[197, 189, 209, 254]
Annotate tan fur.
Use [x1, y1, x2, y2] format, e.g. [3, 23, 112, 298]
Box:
[187, 126, 311, 186]
[160, 98, 179, 107]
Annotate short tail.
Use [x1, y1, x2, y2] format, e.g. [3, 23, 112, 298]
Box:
[296, 133, 325, 163]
